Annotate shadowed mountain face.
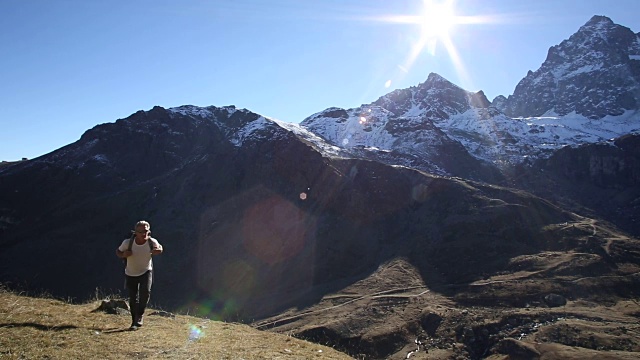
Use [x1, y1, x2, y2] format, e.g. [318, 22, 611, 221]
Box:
[0, 106, 574, 311]
[513, 133, 640, 237]
[1, 105, 640, 360]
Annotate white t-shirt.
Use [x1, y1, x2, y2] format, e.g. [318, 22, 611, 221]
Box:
[118, 237, 161, 277]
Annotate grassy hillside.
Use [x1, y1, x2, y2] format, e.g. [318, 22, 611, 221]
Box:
[0, 287, 353, 359]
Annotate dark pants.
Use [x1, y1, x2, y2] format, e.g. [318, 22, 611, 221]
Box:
[126, 270, 152, 325]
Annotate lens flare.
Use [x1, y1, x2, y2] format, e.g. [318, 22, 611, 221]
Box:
[222, 260, 256, 295]
[242, 195, 310, 266]
[178, 291, 241, 322]
[188, 324, 204, 341]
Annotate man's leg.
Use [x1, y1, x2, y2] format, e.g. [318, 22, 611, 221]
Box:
[126, 275, 140, 328]
[136, 270, 153, 326]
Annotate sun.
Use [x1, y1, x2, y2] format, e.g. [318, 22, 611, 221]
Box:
[366, 0, 492, 89]
[378, 0, 459, 60]
[419, 0, 456, 40]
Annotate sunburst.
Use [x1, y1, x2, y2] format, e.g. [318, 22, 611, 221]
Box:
[420, 0, 456, 45]
[372, 0, 495, 91]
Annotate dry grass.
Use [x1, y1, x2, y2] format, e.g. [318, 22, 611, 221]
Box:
[0, 288, 353, 359]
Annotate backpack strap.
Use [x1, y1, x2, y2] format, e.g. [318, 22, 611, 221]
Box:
[127, 231, 136, 251]
[124, 232, 135, 267]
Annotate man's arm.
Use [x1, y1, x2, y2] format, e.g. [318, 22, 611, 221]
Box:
[116, 248, 132, 258]
[151, 240, 163, 255]
[151, 246, 163, 255]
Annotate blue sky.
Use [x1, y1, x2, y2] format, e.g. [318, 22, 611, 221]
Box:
[1, 0, 639, 161]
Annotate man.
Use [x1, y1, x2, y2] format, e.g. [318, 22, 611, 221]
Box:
[116, 220, 163, 330]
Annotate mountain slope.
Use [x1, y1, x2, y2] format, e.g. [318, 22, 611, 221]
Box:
[0, 288, 353, 359]
[2, 103, 640, 359]
[515, 133, 640, 237]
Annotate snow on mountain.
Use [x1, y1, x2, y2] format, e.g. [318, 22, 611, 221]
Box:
[302, 70, 640, 170]
[301, 73, 486, 154]
[300, 82, 503, 180]
[168, 104, 223, 120]
[167, 104, 270, 146]
[439, 109, 640, 165]
[270, 118, 347, 158]
[301, 105, 444, 150]
[301, 16, 640, 172]
[371, 73, 491, 120]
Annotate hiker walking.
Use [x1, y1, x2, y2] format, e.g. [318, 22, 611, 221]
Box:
[116, 220, 163, 330]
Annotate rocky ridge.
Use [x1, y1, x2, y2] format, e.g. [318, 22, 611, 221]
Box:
[499, 15, 640, 119]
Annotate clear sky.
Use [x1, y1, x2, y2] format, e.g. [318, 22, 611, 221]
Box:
[1, 0, 639, 161]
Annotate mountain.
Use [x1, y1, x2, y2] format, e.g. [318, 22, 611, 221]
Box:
[0, 104, 575, 310]
[302, 17, 640, 168]
[300, 16, 640, 237]
[2, 15, 640, 360]
[300, 73, 504, 182]
[2, 103, 640, 359]
[499, 15, 640, 119]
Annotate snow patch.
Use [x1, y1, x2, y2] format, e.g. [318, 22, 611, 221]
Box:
[228, 116, 269, 146]
[92, 154, 109, 163]
[168, 106, 214, 118]
[272, 119, 344, 156]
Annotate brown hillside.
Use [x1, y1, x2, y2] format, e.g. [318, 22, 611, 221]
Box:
[0, 288, 353, 359]
[254, 215, 640, 359]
